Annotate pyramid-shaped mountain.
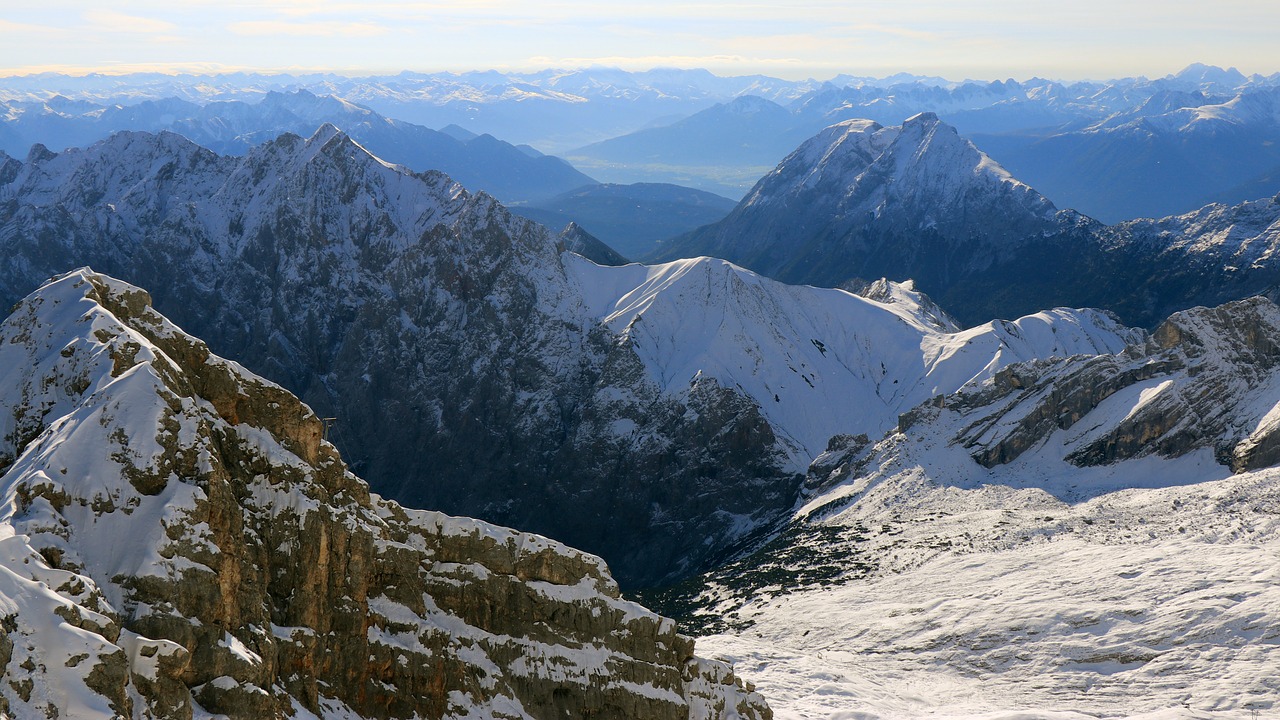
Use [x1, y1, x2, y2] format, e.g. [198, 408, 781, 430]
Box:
[659, 114, 1280, 328]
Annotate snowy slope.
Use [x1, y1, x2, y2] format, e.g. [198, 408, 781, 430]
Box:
[668, 297, 1280, 718]
[566, 254, 1139, 469]
[0, 268, 771, 719]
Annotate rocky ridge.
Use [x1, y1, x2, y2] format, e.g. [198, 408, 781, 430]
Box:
[0, 268, 771, 719]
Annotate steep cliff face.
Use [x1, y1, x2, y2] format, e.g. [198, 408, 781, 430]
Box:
[0, 269, 771, 719]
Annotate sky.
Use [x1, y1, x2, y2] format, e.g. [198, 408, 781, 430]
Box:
[2, 1, 1278, 81]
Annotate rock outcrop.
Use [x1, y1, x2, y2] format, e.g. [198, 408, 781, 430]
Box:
[950, 296, 1280, 472]
[0, 269, 771, 719]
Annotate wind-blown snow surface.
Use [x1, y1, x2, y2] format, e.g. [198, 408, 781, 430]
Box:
[681, 299, 1280, 719]
[700, 529, 1280, 719]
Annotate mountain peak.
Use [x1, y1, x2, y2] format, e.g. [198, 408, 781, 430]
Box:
[724, 94, 784, 115]
[557, 221, 629, 266]
[308, 121, 345, 144]
[662, 114, 1059, 294]
[1171, 62, 1248, 88]
[25, 142, 56, 164]
[903, 110, 942, 126]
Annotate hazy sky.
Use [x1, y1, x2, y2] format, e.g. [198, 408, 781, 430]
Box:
[2, 1, 1276, 81]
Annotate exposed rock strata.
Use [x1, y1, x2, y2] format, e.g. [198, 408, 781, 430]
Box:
[945, 296, 1280, 472]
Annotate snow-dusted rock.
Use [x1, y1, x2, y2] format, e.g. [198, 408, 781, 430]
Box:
[0, 268, 772, 719]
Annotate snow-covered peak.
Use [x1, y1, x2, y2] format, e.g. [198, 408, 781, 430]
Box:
[866, 109, 1050, 214]
[741, 113, 1055, 227]
[258, 88, 375, 122]
[307, 120, 345, 144]
[1, 129, 225, 209]
[564, 253, 1139, 469]
[1170, 62, 1249, 91]
[744, 118, 892, 204]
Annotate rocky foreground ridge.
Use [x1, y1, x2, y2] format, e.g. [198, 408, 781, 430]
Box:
[0, 269, 770, 719]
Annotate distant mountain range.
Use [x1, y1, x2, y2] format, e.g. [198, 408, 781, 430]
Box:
[7, 64, 1279, 221]
[0, 67, 823, 151]
[971, 84, 1280, 222]
[0, 89, 596, 204]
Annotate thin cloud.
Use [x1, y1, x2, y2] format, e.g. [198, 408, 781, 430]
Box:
[0, 18, 67, 37]
[82, 10, 178, 34]
[0, 62, 254, 77]
[842, 22, 939, 41]
[228, 20, 388, 37]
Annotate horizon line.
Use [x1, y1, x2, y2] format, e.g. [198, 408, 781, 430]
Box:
[0, 62, 1269, 87]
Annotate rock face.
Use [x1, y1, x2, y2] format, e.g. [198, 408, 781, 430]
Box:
[0, 269, 772, 719]
[951, 296, 1280, 473]
[659, 114, 1280, 328]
